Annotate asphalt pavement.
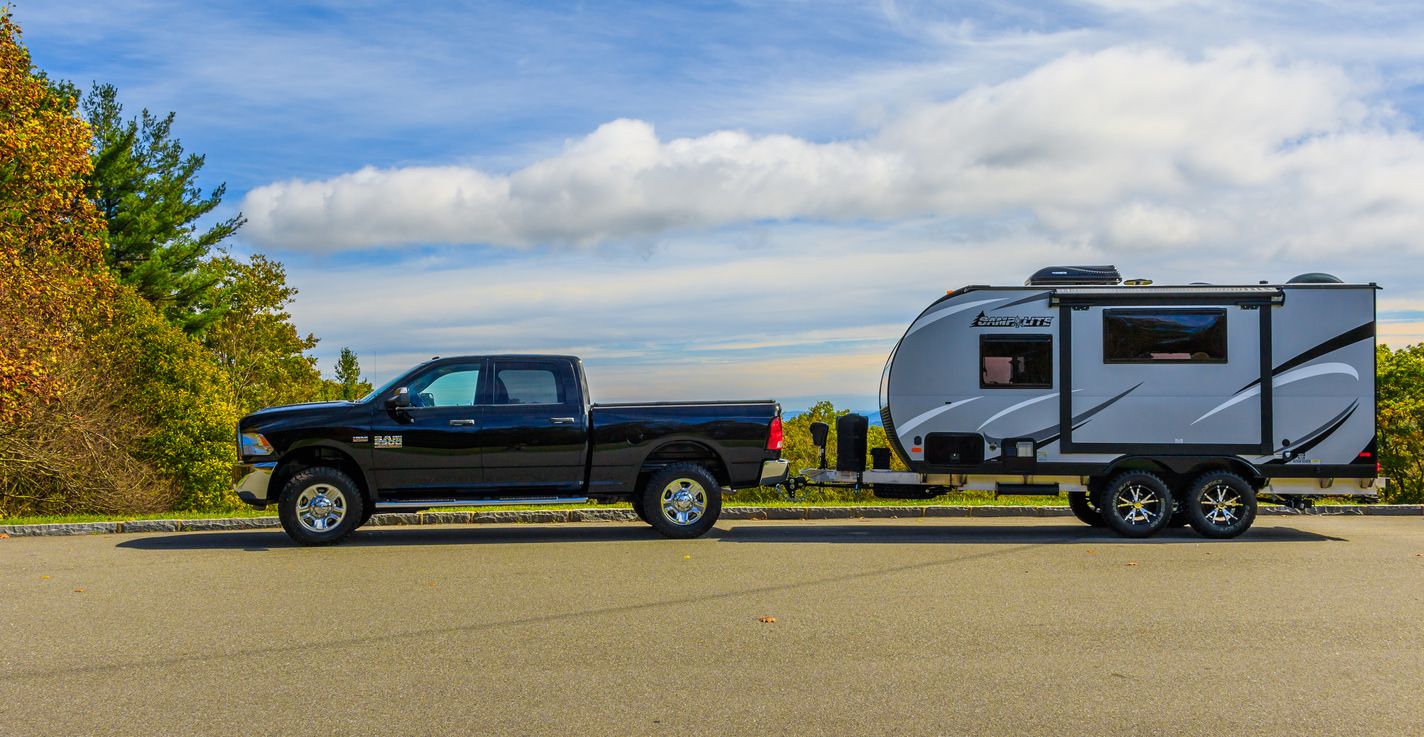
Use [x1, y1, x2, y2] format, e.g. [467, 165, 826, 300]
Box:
[2, 516, 1421, 736]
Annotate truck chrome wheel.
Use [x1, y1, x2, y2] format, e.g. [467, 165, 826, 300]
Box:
[277, 466, 365, 546]
[640, 464, 722, 539]
[295, 484, 347, 533]
[660, 478, 707, 526]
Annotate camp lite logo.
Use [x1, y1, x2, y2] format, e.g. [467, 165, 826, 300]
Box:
[970, 312, 1053, 328]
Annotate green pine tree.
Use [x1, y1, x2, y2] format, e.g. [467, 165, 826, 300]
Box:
[334, 347, 367, 401]
[82, 83, 243, 334]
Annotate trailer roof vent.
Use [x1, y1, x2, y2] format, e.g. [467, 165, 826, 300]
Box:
[1286, 272, 1343, 284]
[1026, 265, 1121, 287]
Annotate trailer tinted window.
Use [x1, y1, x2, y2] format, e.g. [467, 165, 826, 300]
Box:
[980, 335, 1053, 388]
[1103, 309, 1227, 363]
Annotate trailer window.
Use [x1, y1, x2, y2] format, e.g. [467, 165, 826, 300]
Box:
[1103, 309, 1227, 363]
[980, 335, 1052, 388]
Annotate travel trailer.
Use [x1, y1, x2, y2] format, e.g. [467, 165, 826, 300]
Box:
[798, 266, 1381, 539]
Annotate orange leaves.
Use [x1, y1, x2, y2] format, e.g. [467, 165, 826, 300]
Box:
[758, 616, 777, 624]
[0, 10, 111, 426]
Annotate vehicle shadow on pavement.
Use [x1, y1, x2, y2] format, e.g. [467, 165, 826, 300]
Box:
[712, 523, 1344, 545]
[114, 525, 671, 551]
[113, 521, 1344, 551]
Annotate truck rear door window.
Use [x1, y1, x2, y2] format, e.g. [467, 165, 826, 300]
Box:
[980, 335, 1052, 388]
[1103, 309, 1227, 363]
[493, 367, 564, 405]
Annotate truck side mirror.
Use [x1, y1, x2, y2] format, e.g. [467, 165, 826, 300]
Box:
[387, 387, 411, 409]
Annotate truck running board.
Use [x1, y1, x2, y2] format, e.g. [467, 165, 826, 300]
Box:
[374, 497, 589, 510]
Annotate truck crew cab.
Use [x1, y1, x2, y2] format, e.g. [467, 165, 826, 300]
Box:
[233, 355, 788, 545]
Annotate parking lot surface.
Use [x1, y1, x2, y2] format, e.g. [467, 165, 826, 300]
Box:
[2, 516, 1421, 736]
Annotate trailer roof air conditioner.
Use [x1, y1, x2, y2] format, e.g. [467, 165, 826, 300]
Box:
[1025, 265, 1122, 286]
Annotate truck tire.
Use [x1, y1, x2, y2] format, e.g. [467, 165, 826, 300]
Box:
[277, 466, 365, 546]
[1097, 471, 1173, 538]
[630, 494, 650, 524]
[1067, 491, 1106, 527]
[1183, 471, 1257, 539]
[640, 463, 722, 539]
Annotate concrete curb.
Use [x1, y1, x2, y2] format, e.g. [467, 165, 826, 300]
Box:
[0, 504, 1419, 538]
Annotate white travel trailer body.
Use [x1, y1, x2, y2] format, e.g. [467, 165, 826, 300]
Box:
[801, 266, 1381, 538]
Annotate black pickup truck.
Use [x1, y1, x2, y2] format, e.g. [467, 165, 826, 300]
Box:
[233, 355, 788, 545]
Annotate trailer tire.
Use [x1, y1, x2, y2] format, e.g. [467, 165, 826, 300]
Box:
[277, 466, 364, 546]
[1067, 492, 1106, 527]
[640, 464, 722, 539]
[1184, 471, 1257, 539]
[1097, 471, 1174, 538]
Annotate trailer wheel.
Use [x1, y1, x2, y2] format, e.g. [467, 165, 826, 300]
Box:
[1067, 492, 1106, 527]
[1184, 471, 1257, 539]
[640, 464, 722, 539]
[277, 466, 365, 546]
[1097, 471, 1174, 538]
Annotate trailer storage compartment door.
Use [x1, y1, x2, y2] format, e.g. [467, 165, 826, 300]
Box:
[1055, 289, 1275, 455]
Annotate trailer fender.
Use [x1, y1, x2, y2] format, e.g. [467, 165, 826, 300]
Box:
[1101, 456, 1264, 487]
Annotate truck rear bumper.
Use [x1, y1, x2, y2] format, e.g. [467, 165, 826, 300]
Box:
[233, 461, 277, 506]
[759, 459, 790, 486]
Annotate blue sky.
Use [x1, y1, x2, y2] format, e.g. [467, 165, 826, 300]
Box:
[20, 1, 1424, 410]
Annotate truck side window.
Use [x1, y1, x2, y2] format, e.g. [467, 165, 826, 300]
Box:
[406, 364, 481, 407]
[492, 366, 565, 405]
[1103, 309, 1227, 363]
[980, 335, 1052, 388]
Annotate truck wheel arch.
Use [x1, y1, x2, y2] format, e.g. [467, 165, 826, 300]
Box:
[270, 444, 374, 506]
[637, 440, 731, 490]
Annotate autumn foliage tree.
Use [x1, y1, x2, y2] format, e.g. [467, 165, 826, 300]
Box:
[0, 10, 107, 425]
[202, 253, 324, 415]
[1, 12, 239, 515]
[1377, 343, 1424, 503]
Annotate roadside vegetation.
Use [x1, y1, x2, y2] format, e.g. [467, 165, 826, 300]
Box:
[0, 12, 1420, 521]
[0, 13, 370, 519]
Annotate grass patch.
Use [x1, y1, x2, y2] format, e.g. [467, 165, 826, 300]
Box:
[0, 492, 1393, 526]
[0, 506, 276, 526]
[0, 491, 1071, 525]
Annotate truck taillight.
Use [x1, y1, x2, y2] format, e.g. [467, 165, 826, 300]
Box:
[767, 416, 783, 451]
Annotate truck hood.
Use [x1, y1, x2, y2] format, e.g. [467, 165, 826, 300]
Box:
[246, 401, 355, 419]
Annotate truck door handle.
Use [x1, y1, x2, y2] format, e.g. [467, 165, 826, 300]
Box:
[448, 419, 476, 426]
[549, 417, 576, 424]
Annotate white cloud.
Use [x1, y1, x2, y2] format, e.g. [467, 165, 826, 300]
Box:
[243, 45, 1424, 260]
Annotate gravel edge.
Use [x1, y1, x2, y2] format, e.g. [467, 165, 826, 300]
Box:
[0, 504, 1419, 537]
